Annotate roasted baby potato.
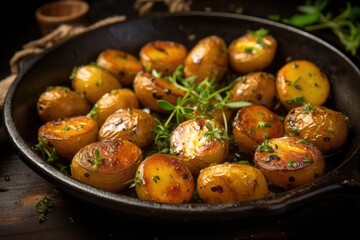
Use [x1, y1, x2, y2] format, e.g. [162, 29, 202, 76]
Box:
[276, 60, 330, 110]
[98, 108, 157, 148]
[88, 88, 140, 128]
[71, 64, 122, 104]
[71, 139, 143, 192]
[170, 118, 229, 175]
[134, 153, 195, 204]
[184, 35, 228, 83]
[254, 136, 326, 189]
[284, 104, 349, 154]
[230, 72, 277, 110]
[37, 86, 90, 122]
[228, 28, 277, 74]
[232, 105, 284, 155]
[133, 72, 185, 113]
[197, 162, 269, 204]
[139, 40, 188, 75]
[96, 49, 143, 86]
[38, 116, 98, 161]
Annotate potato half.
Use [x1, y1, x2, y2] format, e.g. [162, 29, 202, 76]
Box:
[197, 162, 269, 204]
[284, 104, 349, 154]
[133, 72, 185, 113]
[71, 64, 122, 104]
[89, 88, 139, 128]
[232, 105, 284, 155]
[170, 118, 229, 175]
[96, 48, 143, 86]
[71, 139, 142, 192]
[98, 108, 157, 148]
[254, 136, 326, 189]
[230, 72, 277, 110]
[37, 86, 90, 122]
[139, 40, 187, 75]
[228, 29, 277, 74]
[276, 60, 330, 110]
[38, 116, 98, 162]
[134, 153, 195, 204]
[184, 35, 228, 83]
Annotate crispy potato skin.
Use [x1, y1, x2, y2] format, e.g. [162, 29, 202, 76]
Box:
[230, 72, 277, 109]
[96, 49, 143, 86]
[184, 35, 228, 83]
[72, 65, 122, 104]
[139, 41, 187, 75]
[232, 105, 284, 155]
[254, 136, 326, 189]
[98, 108, 156, 148]
[90, 88, 140, 127]
[276, 60, 330, 110]
[37, 86, 90, 122]
[284, 104, 348, 154]
[133, 72, 185, 112]
[135, 153, 195, 204]
[197, 162, 269, 203]
[228, 33, 277, 74]
[170, 118, 229, 175]
[38, 116, 98, 161]
[71, 139, 142, 192]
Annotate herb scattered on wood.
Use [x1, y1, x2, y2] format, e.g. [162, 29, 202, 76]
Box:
[36, 197, 54, 223]
[271, 0, 360, 55]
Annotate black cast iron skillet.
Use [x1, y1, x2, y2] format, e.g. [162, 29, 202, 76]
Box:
[3, 12, 360, 222]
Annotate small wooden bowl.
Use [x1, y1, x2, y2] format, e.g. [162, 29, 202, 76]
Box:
[35, 0, 89, 36]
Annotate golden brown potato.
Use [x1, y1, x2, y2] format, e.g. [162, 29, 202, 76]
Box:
[184, 35, 228, 83]
[134, 153, 195, 204]
[139, 40, 188, 75]
[71, 139, 142, 192]
[37, 86, 90, 122]
[133, 72, 185, 112]
[232, 105, 284, 155]
[228, 29, 277, 74]
[197, 162, 269, 203]
[38, 116, 98, 162]
[276, 60, 330, 110]
[98, 108, 157, 148]
[96, 49, 143, 86]
[170, 118, 229, 175]
[88, 88, 140, 128]
[71, 64, 122, 104]
[254, 136, 326, 189]
[284, 104, 349, 154]
[230, 72, 277, 110]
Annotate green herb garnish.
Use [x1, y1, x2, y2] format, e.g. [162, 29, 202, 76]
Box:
[36, 197, 53, 223]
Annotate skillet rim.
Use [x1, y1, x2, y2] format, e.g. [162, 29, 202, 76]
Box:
[3, 11, 360, 221]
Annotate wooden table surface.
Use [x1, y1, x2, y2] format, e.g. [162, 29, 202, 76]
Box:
[1, 1, 360, 239]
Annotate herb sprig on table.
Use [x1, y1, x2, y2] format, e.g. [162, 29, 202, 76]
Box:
[271, 0, 360, 56]
[36, 197, 54, 223]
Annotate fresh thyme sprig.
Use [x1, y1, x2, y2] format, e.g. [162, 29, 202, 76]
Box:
[33, 138, 67, 174]
[33, 138, 58, 163]
[203, 121, 229, 143]
[280, 0, 360, 55]
[87, 149, 104, 171]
